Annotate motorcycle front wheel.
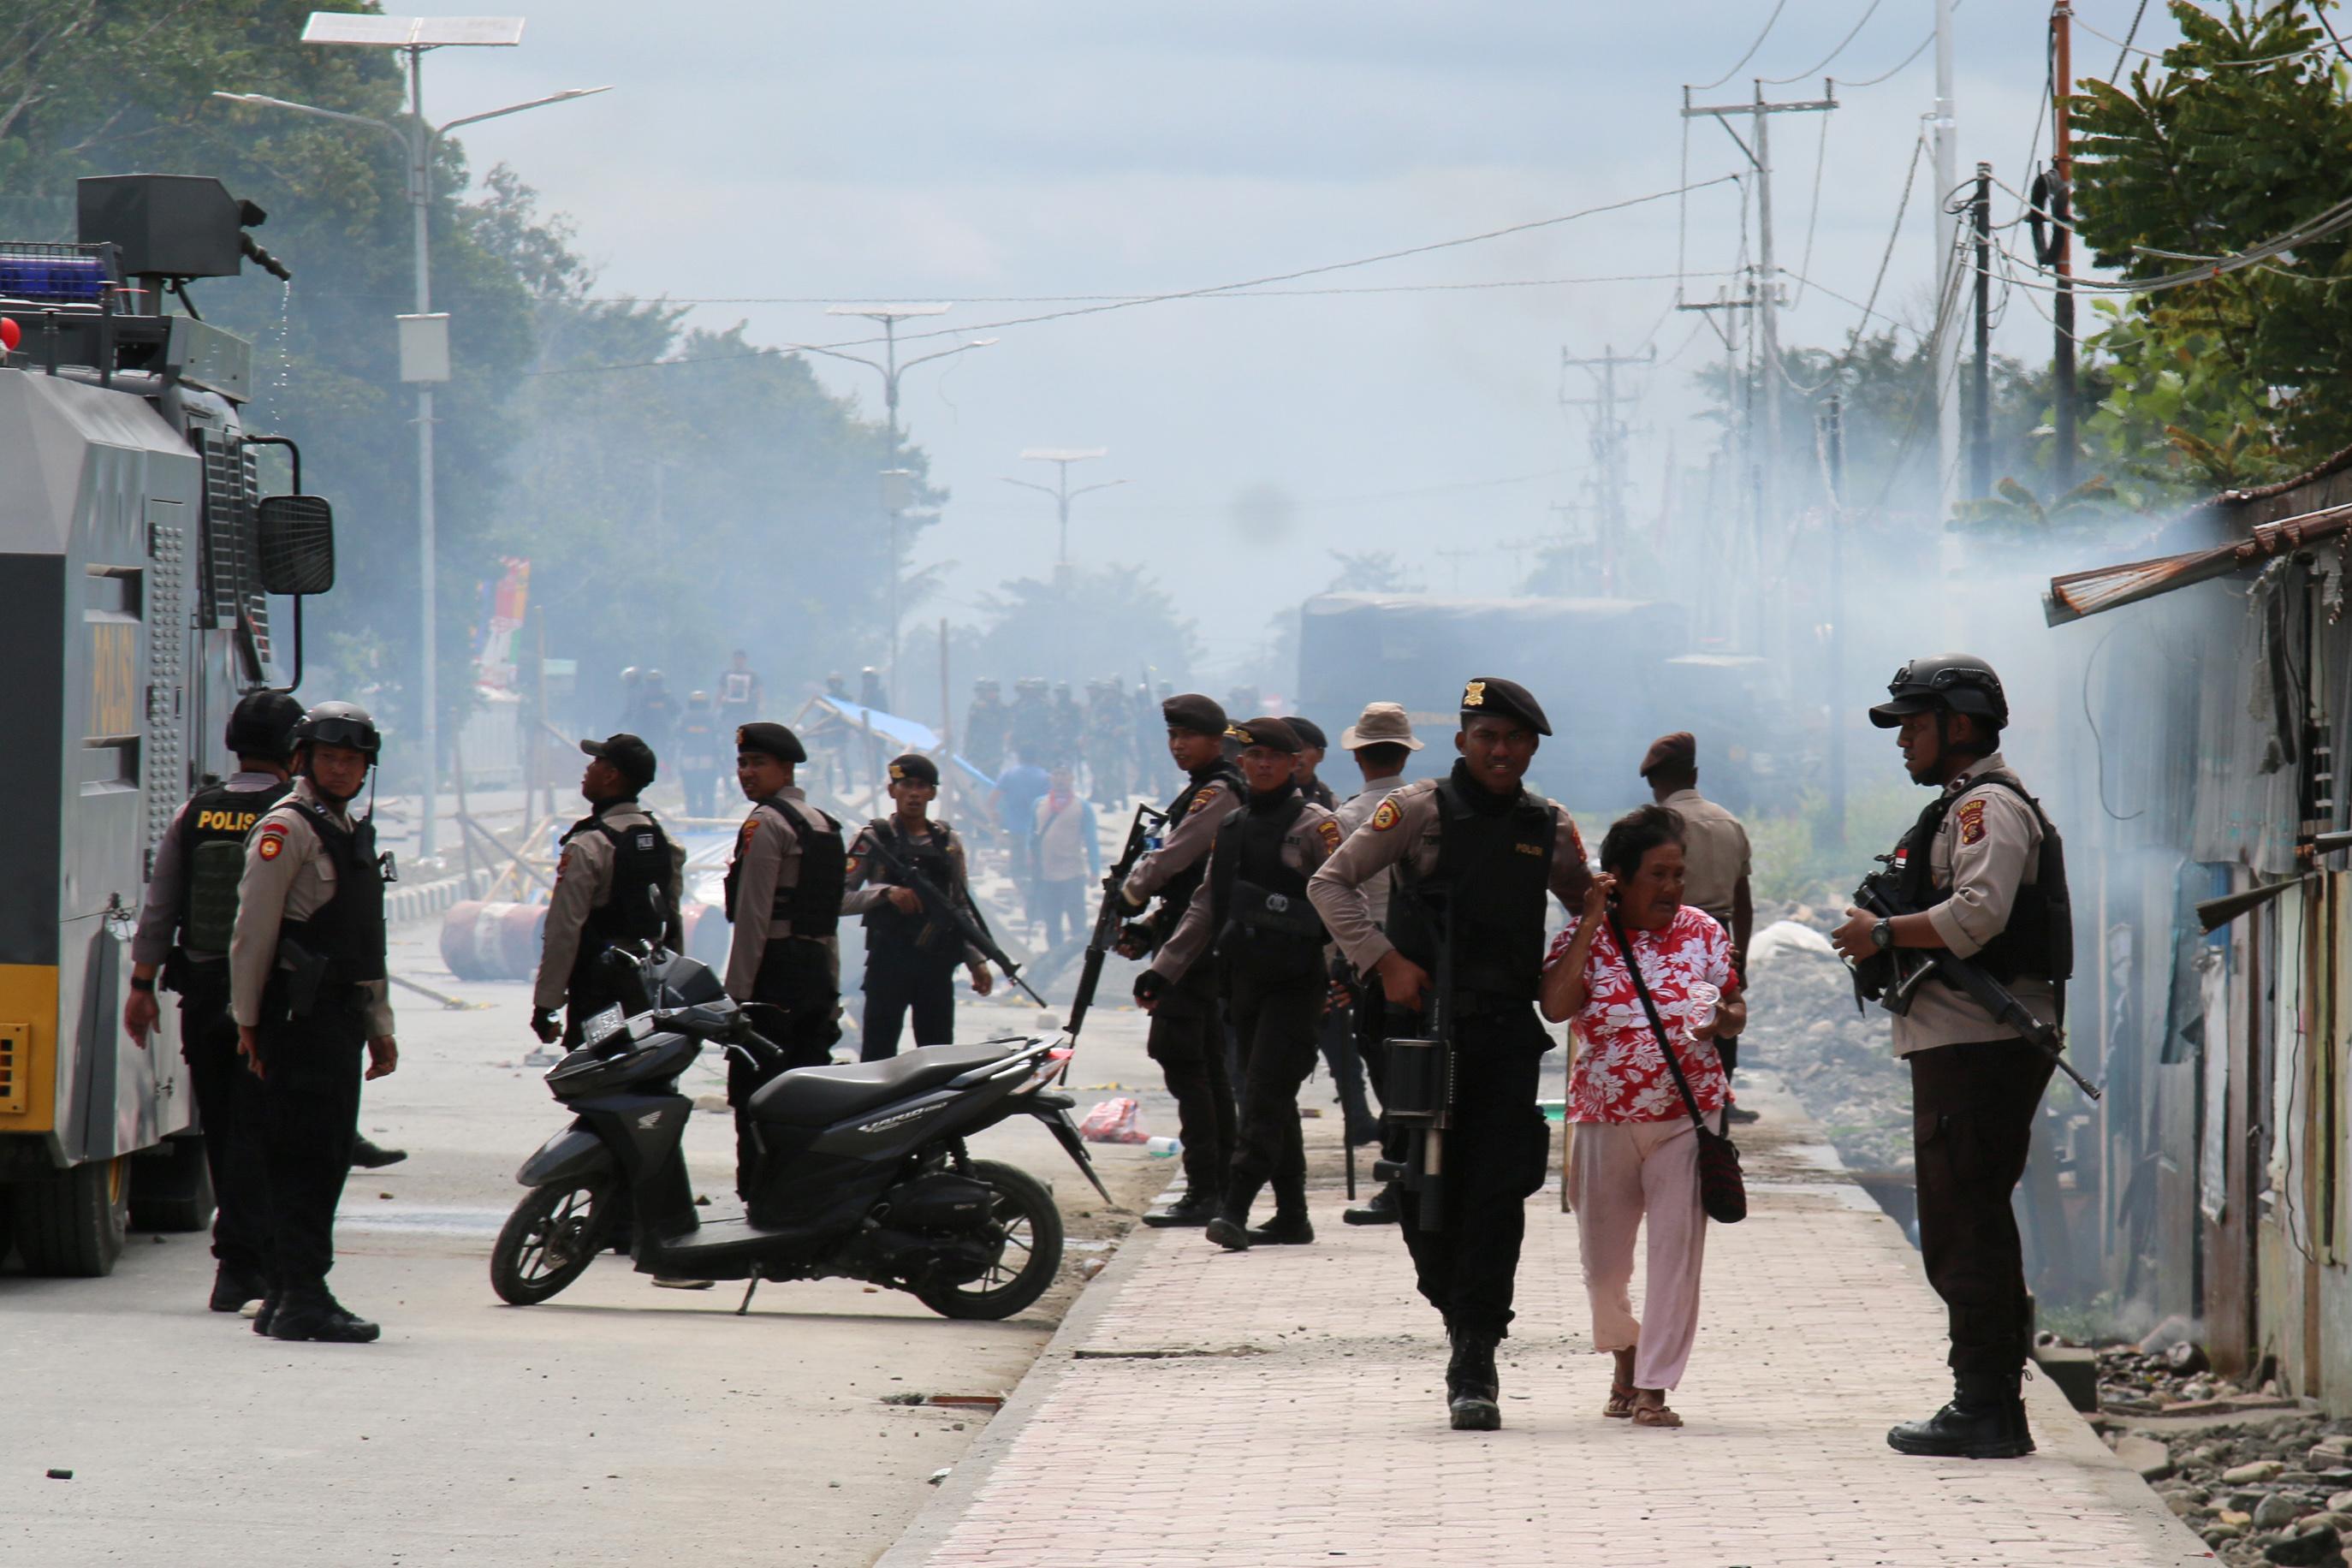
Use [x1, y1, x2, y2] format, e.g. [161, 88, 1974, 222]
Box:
[914, 1159, 1065, 1322]
[491, 1179, 615, 1305]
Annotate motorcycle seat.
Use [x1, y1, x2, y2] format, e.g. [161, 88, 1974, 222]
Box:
[749, 1042, 1015, 1126]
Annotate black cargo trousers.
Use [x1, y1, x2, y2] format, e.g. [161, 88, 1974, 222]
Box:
[1908, 1039, 2055, 1375]
[1222, 966, 1325, 1215]
[1147, 963, 1235, 1201]
[174, 963, 271, 1283]
[730, 938, 841, 1197]
[252, 987, 368, 1298]
[1386, 1002, 1552, 1339]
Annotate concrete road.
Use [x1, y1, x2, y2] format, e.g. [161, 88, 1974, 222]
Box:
[1, 918, 1175, 1568]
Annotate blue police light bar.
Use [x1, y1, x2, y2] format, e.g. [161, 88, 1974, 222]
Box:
[0, 246, 113, 306]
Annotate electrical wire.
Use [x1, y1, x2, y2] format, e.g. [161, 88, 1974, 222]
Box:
[1762, 0, 1886, 83]
[2108, 0, 2153, 80]
[567, 272, 1741, 307]
[1836, 20, 1942, 89]
[1690, 0, 1789, 91]
[529, 174, 1743, 377]
[2074, 13, 2338, 69]
[1787, 107, 1832, 306]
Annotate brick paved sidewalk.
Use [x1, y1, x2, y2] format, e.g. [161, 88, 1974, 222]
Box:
[881, 1078, 2210, 1568]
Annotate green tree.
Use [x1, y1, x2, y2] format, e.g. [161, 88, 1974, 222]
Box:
[966, 566, 1200, 692]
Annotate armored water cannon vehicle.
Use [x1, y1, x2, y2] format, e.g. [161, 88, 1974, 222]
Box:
[0, 174, 337, 1276]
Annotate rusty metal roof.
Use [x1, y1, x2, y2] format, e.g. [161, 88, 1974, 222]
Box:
[2042, 501, 2352, 626]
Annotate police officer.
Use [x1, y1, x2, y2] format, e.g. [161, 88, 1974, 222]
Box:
[1331, 700, 1423, 1224]
[1283, 716, 1339, 810]
[1829, 655, 2064, 1460]
[722, 722, 847, 1182]
[714, 649, 762, 730]
[228, 702, 397, 1344]
[1007, 677, 1053, 763]
[124, 690, 304, 1313]
[1136, 718, 1340, 1250]
[530, 734, 686, 1049]
[676, 692, 723, 818]
[1113, 692, 1244, 1228]
[1640, 731, 1756, 1121]
[1309, 677, 1592, 1431]
[844, 752, 997, 1060]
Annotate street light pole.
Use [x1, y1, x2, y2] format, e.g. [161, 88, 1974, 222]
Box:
[215, 21, 606, 864]
[1001, 448, 1127, 568]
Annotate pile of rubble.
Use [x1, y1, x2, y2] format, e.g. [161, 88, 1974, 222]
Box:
[1740, 904, 1913, 1182]
[2124, 1414, 2352, 1565]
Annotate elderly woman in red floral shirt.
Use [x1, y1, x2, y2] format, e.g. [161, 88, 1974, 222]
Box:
[1541, 803, 1746, 1428]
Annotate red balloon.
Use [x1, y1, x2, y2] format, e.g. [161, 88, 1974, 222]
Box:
[0, 317, 19, 352]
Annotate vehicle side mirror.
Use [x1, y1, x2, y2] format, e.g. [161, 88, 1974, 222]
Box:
[257, 494, 335, 595]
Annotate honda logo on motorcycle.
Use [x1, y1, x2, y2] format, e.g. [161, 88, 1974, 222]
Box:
[637, 1109, 665, 1130]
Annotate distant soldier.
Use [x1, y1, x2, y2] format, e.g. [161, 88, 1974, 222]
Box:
[1639, 731, 1755, 1120]
[636, 669, 678, 754]
[1309, 677, 1593, 1431]
[843, 753, 998, 1060]
[1330, 701, 1423, 1222]
[1285, 715, 1338, 810]
[715, 649, 762, 729]
[965, 678, 1010, 777]
[1113, 692, 1244, 1228]
[1007, 677, 1054, 763]
[530, 734, 686, 1050]
[228, 702, 399, 1344]
[1137, 718, 1339, 1250]
[675, 692, 723, 818]
[1084, 678, 1129, 807]
[1049, 681, 1084, 765]
[125, 689, 304, 1315]
[723, 722, 848, 1179]
[858, 665, 890, 715]
[616, 665, 644, 732]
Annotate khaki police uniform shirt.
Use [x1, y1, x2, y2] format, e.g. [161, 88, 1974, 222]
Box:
[1332, 771, 1409, 935]
[1117, 772, 1242, 908]
[1891, 751, 2057, 1056]
[228, 777, 395, 1037]
[1154, 798, 1343, 983]
[532, 799, 690, 1013]
[724, 787, 842, 1001]
[131, 768, 284, 967]
[1308, 775, 1594, 977]
[1658, 787, 1750, 927]
[842, 817, 988, 967]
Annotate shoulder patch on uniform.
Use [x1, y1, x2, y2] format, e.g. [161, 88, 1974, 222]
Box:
[1316, 817, 1343, 852]
[1369, 799, 1403, 832]
[257, 823, 286, 861]
[1188, 791, 1216, 816]
[1957, 799, 1987, 846]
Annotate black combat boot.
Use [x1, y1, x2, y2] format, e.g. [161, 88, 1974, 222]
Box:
[1203, 1176, 1259, 1251]
[269, 1289, 383, 1345]
[1886, 1370, 2034, 1458]
[1248, 1178, 1313, 1244]
[350, 1137, 407, 1169]
[210, 1263, 267, 1313]
[1343, 1180, 1399, 1226]
[251, 1293, 279, 1336]
[1446, 1329, 1503, 1431]
[1140, 1187, 1219, 1228]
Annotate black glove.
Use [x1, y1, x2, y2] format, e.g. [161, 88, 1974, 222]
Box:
[531, 1009, 562, 1045]
[1132, 970, 1167, 1007]
[1114, 920, 1155, 960]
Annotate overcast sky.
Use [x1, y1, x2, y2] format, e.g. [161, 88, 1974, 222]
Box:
[413, 1, 2188, 669]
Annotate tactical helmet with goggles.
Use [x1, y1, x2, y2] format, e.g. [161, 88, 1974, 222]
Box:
[1868, 653, 2008, 729]
[225, 690, 305, 762]
[292, 700, 382, 758]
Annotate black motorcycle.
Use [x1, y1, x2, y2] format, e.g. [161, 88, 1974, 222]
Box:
[490, 947, 1108, 1321]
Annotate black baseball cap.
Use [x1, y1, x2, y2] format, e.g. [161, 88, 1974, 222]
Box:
[581, 733, 657, 787]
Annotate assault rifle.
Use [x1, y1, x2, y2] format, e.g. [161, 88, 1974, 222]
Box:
[1373, 879, 1456, 1233]
[1065, 802, 1167, 1043]
[859, 827, 1048, 1009]
[1851, 860, 2102, 1101]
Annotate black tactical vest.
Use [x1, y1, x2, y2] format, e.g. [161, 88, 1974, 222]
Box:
[862, 817, 959, 957]
[176, 777, 291, 954]
[563, 802, 673, 990]
[723, 797, 846, 937]
[1896, 773, 2072, 984]
[1208, 791, 1326, 982]
[1157, 763, 1244, 918]
[1388, 773, 1557, 1001]
[276, 799, 389, 987]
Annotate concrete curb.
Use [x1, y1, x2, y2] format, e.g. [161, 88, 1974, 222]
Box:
[873, 1219, 1165, 1568]
[386, 868, 492, 929]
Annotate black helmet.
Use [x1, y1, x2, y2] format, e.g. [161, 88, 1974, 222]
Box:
[1869, 654, 2009, 729]
[224, 690, 304, 762]
[293, 700, 382, 758]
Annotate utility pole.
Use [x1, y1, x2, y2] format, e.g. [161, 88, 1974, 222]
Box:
[2051, 1, 2078, 491]
[1933, 0, 1961, 525]
[1822, 393, 1848, 846]
[1677, 286, 1760, 645]
[1971, 161, 1993, 500]
[1560, 342, 1654, 593]
[1002, 448, 1127, 568]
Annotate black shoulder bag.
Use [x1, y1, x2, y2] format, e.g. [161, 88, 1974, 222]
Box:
[1606, 914, 1747, 1225]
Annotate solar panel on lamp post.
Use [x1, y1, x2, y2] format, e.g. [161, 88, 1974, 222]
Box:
[213, 12, 609, 865]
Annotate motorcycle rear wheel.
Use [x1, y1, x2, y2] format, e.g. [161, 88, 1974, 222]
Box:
[914, 1159, 1064, 1322]
[491, 1179, 615, 1305]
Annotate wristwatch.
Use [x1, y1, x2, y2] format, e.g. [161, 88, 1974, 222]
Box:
[1869, 918, 1894, 952]
[129, 975, 157, 993]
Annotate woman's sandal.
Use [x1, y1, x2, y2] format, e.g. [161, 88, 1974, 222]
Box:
[1630, 1400, 1684, 1428]
[1603, 1383, 1637, 1419]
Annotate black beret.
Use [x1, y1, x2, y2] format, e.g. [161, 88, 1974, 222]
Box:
[734, 722, 806, 764]
[887, 752, 940, 787]
[1225, 716, 1302, 755]
[1280, 715, 1327, 751]
[580, 733, 658, 787]
[1458, 676, 1551, 737]
[1161, 692, 1227, 735]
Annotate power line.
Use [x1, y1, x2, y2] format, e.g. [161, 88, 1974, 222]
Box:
[1691, 0, 1789, 91]
[2074, 13, 2339, 69]
[2108, 0, 2153, 80]
[565, 270, 1737, 307]
[1786, 106, 1832, 306]
[1762, 0, 1887, 83]
[529, 174, 1743, 378]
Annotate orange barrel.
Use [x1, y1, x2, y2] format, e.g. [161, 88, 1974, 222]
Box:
[439, 900, 497, 981]
[437, 900, 548, 981]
